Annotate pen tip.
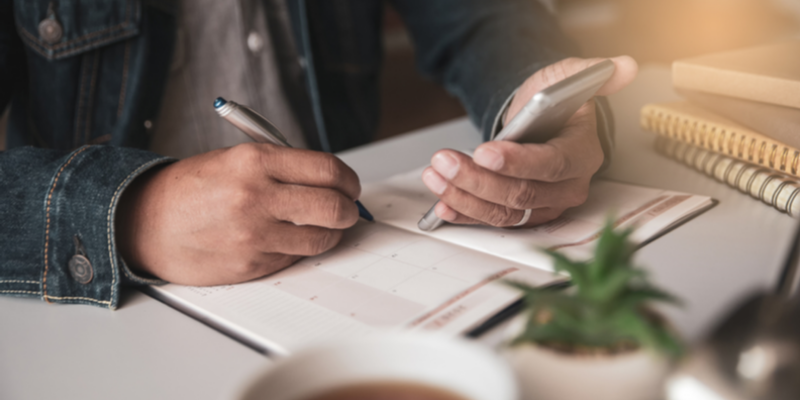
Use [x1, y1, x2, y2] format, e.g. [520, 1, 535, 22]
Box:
[214, 97, 227, 108]
[356, 200, 374, 222]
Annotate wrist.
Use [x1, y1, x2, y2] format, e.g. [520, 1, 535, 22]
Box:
[114, 163, 169, 278]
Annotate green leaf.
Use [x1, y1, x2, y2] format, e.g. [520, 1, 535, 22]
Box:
[508, 216, 684, 357]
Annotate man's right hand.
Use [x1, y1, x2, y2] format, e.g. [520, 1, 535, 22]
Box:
[115, 143, 361, 286]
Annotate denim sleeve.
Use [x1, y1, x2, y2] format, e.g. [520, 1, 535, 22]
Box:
[389, 0, 580, 141]
[0, 145, 173, 309]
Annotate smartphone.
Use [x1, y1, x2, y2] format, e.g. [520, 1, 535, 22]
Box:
[417, 59, 616, 231]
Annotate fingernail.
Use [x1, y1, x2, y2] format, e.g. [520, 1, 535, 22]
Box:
[432, 152, 459, 180]
[474, 147, 504, 171]
[422, 170, 447, 195]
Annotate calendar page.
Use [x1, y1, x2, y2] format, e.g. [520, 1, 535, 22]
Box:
[149, 222, 557, 356]
[360, 168, 715, 266]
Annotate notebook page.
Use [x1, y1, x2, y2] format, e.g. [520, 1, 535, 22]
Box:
[150, 222, 557, 355]
[360, 168, 714, 269]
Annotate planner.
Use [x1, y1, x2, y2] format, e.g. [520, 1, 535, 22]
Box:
[147, 168, 714, 356]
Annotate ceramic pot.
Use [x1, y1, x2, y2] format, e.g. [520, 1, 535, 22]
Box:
[504, 343, 672, 400]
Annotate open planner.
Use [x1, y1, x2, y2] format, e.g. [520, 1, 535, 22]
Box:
[147, 167, 714, 356]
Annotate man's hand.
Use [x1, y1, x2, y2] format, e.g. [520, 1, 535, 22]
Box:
[115, 143, 361, 286]
[422, 56, 638, 227]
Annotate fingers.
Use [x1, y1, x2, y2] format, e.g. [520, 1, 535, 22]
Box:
[422, 166, 590, 227]
[529, 56, 638, 96]
[270, 184, 360, 229]
[236, 220, 344, 256]
[506, 56, 638, 123]
[265, 224, 344, 256]
[474, 104, 603, 182]
[427, 151, 541, 210]
[597, 56, 638, 96]
[226, 143, 362, 200]
[434, 202, 565, 228]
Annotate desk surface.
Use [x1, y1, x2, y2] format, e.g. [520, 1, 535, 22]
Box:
[1, 65, 796, 400]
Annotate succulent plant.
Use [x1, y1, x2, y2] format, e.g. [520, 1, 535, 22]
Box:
[509, 219, 683, 357]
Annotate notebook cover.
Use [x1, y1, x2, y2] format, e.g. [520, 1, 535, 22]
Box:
[673, 41, 800, 109]
[677, 88, 800, 150]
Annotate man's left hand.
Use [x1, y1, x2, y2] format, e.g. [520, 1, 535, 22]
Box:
[422, 56, 638, 227]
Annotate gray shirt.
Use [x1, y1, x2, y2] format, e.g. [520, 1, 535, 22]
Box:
[150, 0, 306, 159]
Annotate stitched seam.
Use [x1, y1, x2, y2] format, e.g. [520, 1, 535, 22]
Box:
[88, 134, 112, 145]
[84, 52, 101, 144]
[107, 158, 172, 308]
[16, 18, 130, 51]
[1, 290, 41, 295]
[16, 23, 135, 60]
[117, 40, 131, 117]
[74, 53, 91, 147]
[44, 31, 132, 59]
[0, 280, 39, 284]
[43, 146, 91, 303]
[43, 295, 111, 304]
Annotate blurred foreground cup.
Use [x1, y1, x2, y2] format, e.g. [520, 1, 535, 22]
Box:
[235, 333, 517, 400]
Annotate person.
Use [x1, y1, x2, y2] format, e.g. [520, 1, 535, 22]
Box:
[0, 0, 637, 309]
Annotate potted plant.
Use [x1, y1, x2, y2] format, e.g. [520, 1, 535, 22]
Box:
[504, 220, 683, 400]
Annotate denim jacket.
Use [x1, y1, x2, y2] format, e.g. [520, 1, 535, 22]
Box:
[0, 0, 598, 309]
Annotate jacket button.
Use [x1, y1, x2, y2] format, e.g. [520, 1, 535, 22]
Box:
[38, 18, 63, 44]
[68, 255, 94, 284]
[247, 31, 263, 53]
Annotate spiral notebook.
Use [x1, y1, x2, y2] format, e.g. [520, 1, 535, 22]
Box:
[146, 168, 714, 356]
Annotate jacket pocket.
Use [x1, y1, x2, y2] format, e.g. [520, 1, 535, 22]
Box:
[14, 0, 140, 60]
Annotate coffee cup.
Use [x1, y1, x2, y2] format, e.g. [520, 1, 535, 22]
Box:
[235, 333, 517, 400]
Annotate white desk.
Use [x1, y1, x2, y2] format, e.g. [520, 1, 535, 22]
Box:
[1, 65, 795, 400]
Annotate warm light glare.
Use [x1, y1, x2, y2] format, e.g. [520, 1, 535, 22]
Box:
[666, 375, 728, 400]
[737, 345, 777, 381]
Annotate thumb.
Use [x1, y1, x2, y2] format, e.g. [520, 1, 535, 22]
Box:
[530, 56, 638, 96]
[506, 56, 638, 123]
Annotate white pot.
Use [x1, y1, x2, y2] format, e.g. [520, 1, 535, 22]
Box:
[504, 343, 673, 400]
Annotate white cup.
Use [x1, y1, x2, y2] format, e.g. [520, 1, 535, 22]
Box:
[235, 333, 518, 400]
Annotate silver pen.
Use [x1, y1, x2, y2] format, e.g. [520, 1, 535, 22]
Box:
[213, 97, 374, 221]
[214, 97, 291, 146]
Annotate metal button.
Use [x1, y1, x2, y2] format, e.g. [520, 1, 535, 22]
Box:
[68, 254, 93, 284]
[247, 31, 264, 53]
[69, 235, 93, 284]
[143, 120, 153, 130]
[38, 18, 63, 45]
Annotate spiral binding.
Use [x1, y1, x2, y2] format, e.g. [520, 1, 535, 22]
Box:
[642, 106, 800, 176]
[655, 136, 800, 217]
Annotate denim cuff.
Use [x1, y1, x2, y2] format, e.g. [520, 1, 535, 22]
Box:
[0, 145, 172, 309]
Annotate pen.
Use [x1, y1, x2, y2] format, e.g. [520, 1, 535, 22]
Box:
[213, 97, 374, 222]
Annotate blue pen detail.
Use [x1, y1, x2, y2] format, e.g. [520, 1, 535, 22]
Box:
[356, 200, 374, 222]
[214, 97, 227, 108]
